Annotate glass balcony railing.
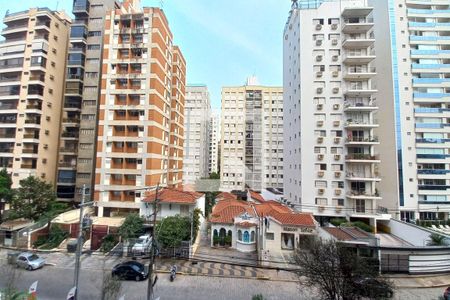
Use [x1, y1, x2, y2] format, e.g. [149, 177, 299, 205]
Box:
[413, 92, 450, 98]
[415, 123, 443, 128]
[417, 169, 450, 175]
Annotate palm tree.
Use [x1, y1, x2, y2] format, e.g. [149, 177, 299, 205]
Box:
[427, 233, 446, 246]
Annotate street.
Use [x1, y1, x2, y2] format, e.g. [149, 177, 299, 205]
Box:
[0, 253, 445, 300]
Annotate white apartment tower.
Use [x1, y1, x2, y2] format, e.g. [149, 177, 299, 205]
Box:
[221, 77, 284, 192]
[374, 0, 450, 222]
[284, 0, 385, 227]
[209, 109, 221, 175]
[183, 85, 211, 184]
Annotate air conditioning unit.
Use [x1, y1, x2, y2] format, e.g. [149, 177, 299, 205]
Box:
[42, 158, 47, 164]
[317, 104, 323, 110]
[317, 136, 324, 143]
[319, 205, 325, 212]
[332, 71, 339, 77]
[334, 154, 341, 160]
[332, 39, 338, 46]
[335, 207, 342, 213]
[331, 24, 338, 30]
[316, 71, 323, 78]
[318, 154, 324, 160]
[332, 55, 339, 62]
[333, 104, 340, 110]
[332, 87, 339, 94]
[333, 121, 340, 127]
[335, 189, 342, 196]
[317, 120, 324, 127]
[318, 171, 325, 178]
[316, 55, 323, 62]
[334, 137, 341, 143]
[43, 144, 48, 149]
[316, 40, 322, 46]
[334, 171, 341, 178]
[318, 188, 325, 195]
[316, 87, 323, 94]
[316, 24, 322, 30]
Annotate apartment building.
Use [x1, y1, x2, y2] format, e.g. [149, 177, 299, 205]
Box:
[0, 8, 70, 188]
[374, 0, 450, 222]
[183, 85, 210, 184]
[94, 0, 185, 217]
[209, 109, 221, 175]
[284, 0, 384, 228]
[56, 0, 119, 202]
[220, 77, 283, 193]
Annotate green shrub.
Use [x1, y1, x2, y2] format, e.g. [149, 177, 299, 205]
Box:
[330, 218, 347, 227]
[100, 234, 117, 253]
[341, 221, 373, 233]
[252, 295, 266, 300]
[213, 236, 220, 245]
[224, 235, 232, 245]
[40, 224, 68, 249]
[33, 236, 47, 248]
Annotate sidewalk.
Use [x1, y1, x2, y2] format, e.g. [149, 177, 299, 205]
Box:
[387, 274, 450, 289]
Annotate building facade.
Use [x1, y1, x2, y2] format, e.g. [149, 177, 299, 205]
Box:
[0, 8, 70, 188]
[183, 85, 210, 185]
[284, 0, 385, 228]
[209, 109, 221, 175]
[57, 0, 119, 202]
[93, 0, 185, 217]
[221, 77, 284, 192]
[374, 0, 450, 221]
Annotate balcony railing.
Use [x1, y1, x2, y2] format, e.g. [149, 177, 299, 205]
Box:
[346, 136, 378, 143]
[61, 132, 79, 138]
[346, 154, 379, 160]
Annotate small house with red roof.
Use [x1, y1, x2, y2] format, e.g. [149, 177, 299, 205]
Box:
[209, 198, 318, 255]
[142, 187, 205, 223]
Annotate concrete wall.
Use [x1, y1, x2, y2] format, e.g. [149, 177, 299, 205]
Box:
[386, 219, 447, 246]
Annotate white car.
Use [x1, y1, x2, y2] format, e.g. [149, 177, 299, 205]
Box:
[132, 235, 152, 254]
[16, 252, 46, 270]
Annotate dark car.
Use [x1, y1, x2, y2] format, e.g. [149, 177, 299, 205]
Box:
[444, 286, 450, 300]
[112, 261, 148, 281]
[353, 277, 394, 299]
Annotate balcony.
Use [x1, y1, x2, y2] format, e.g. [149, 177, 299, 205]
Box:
[61, 132, 79, 139]
[346, 190, 381, 199]
[344, 101, 378, 111]
[1, 23, 28, 35]
[342, 35, 375, 49]
[344, 86, 377, 97]
[59, 147, 78, 154]
[345, 136, 379, 145]
[341, 7, 373, 18]
[24, 118, 41, 125]
[0, 147, 14, 154]
[418, 185, 450, 191]
[342, 17, 374, 34]
[343, 51, 376, 64]
[345, 154, 380, 162]
[20, 164, 36, 169]
[345, 172, 380, 181]
[344, 120, 378, 128]
[22, 148, 38, 154]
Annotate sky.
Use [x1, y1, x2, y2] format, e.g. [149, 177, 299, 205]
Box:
[0, 0, 292, 109]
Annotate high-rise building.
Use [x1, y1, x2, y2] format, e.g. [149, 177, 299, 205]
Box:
[209, 109, 221, 175]
[183, 85, 210, 185]
[93, 0, 185, 217]
[56, 0, 119, 202]
[284, 0, 383, 227]
[220, 77, 283, 192]
[374, 0, 450, 222]
[0, 8, 71, 188]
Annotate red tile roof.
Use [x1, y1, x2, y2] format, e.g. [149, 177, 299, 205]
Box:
[254, 201, 315, 226]
[249, 190, 265, 203]
[209, 199, 254, 224]
[143, 187, 203, 204]
[323, 227, 354, 241]
[216, 192, 237, 201]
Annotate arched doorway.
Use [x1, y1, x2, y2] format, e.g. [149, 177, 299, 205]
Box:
[226, 230, 232, 246]
[219, 228, 226, 246]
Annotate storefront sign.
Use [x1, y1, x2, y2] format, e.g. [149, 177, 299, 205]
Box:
[283, 227, 315, 233]
[283, 227, 298, 232]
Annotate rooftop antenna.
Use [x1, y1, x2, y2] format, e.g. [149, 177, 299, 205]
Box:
[56, 1, 59, 11]
[159, 0, 164, 9]
[291, 0, 299, 9]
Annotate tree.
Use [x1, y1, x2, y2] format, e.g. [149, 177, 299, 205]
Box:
[101, 273, 122, 300]
[118, 213, 144, 240]
[0, 169, 13, 222]
[155, 215, 190, 248]
[9, 176, 57, 221]
[205, 192, 218, 217]
[252, 295, 266, 300]
[427, 233, 446, 246]
[192, 208, 202, 242]
[293, 237, 393, 300]
[209, 172, 220, 180]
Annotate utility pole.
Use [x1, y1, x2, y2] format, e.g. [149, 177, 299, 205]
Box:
[73, 184, 94, 300]
[147, 183, 159, 300]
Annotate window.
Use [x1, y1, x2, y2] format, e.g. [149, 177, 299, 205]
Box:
[265, 232, 274, 240]
[88, 31, 101, 37]
[243, 231, 249, 243]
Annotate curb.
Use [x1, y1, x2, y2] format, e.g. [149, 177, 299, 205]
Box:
[0, 245, 62, 253]
[154, 269, 271, 281]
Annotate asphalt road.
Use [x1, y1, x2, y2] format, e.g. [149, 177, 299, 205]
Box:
[0, 261, 445, 300]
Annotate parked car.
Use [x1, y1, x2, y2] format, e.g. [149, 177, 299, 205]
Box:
[16, 252, 45, 271]
[112, 261, 148, 281]
[444, 286, 450, 300]
[132, 235, 152, 254]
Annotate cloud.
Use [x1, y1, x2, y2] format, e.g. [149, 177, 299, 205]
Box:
[170, 0, 279, 68]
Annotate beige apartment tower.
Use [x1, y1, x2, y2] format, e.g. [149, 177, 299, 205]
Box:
[0, 8, 70, 188]
[94, 0, 186, 217]
[221, 77, 284, 193]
